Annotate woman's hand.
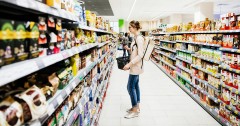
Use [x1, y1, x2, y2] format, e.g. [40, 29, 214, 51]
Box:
[124, 45, 130, 51]
[123, 62, 132, 70]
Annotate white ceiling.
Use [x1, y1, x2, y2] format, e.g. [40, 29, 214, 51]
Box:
[103, 0, 240, 21]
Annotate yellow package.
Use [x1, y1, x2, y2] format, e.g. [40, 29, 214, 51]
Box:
[71, 54, 80, 76]
[46, 0, 61, 9]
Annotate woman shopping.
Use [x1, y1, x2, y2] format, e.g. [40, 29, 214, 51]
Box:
[123, 20, 144, 119]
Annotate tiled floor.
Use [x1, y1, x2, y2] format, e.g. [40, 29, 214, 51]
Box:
[98, 61, 221, 126]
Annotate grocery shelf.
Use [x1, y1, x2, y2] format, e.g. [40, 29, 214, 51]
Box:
[0, 0, 79, 22]
[192, 54, 221, 64]
[220, 82, 240, 95]
[191, 64, 221, 78]
[152, 32, 169, 36]
[98, 41, 110, 48]
[153, 56, 160, 61]
[176, 41, 221, 47]
[192, 76, 220, 92]
[176, 49, 195, 54]
[65, 87, 92, 126]
[94, 64, 112, 101]
[159, 46, 176, 53]
[159, 58, 176, 70]
[153, 30, 240, 35]
[176, 71, 192, 84]
[219, 48, 240, 53]
[176, 56, 192, 64]
[152, 60, 225, 126]
[160, 40, 176, 44]
[98, 52, 109, 63]
[218, 99, 240, 117]
[176, 64, 191, 74]
[156, 51, 176, 61]
[193, 84, 219, 103]
[98, 57, 112, 79]
[78, 25, 113, 34]
[39, 60, 98, 124]
[220, 64, 240, 74]
[0, 43, 98, 87]
[158, 30, 240, 34]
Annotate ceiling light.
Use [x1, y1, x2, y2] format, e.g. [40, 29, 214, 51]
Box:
[127, 0, 137, 21]
[184, 0, 206, 9]
[151, 14, 165, 21]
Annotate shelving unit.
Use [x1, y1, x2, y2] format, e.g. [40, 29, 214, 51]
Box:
[159, 46, 176, 53]
[0, 43, 98, 86]
[159, 59, 176, 70]
[152, 29, 240, 126]
[0, 0, 116, 125]
[156, 51, 176, 61]
[220, 64, 240, 74]
[0, 0, 79, 21]
[191, 64, 221, 78]
[176, 49, 195, 54]
[152, 60, 227, 126]
[175, 64, 191, 74]
[192, 54, 221, 64]
[176, 41, 221, 47]
[176, 56, 192, 64]
[160, 40, 176, 44]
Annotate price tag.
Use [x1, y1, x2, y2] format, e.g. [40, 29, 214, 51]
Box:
[79, 47, 83, 52]
[66, 87, 71, 95]
[72, 82, 77, 88]
[61, 51, 69, 59]
[37, 3, 47, 13]
[57, 96, 63, 105]
[78, 103, 82, 110]
[47, 104, 55, 116]
[68, 50, 74, 56]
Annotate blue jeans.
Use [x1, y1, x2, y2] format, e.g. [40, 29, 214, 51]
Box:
[127, 74, 140, 107]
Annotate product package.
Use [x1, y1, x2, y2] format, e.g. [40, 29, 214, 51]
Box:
[0, 96, 24, 126]
[14, 21, 28, 62]
[0, 19, 16, 66]
[26, 22, 39, 59]
[15, 85, 47, 121]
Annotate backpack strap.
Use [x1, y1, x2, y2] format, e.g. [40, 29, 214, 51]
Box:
[133, 35, 144, 69]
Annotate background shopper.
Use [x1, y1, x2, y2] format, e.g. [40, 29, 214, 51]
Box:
[123, 20, 144, 119]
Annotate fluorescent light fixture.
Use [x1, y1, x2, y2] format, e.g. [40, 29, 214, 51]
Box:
[127, 0, 137, 21]
[184, 0, 206, 9]
[151, 14, 165, 21]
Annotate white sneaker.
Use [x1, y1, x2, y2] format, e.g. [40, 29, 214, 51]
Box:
[124, 112, 139, 119]
[126, 108, 140, 113]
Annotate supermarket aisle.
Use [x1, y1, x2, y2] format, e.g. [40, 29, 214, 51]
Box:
[98, 61, 221, 126]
